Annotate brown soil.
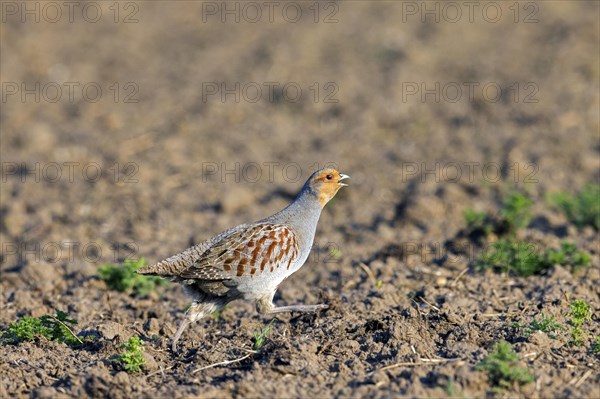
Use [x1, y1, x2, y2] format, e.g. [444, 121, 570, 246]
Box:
[1, 2, 599, 398]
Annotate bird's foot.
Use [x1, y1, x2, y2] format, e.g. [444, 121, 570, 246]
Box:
[268, 303, 329, 314]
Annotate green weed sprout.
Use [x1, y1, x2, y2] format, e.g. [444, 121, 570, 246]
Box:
[112, 336, 145, 373]
[592, 336, 600, 353]
[512, 313, 563, 338]
[498, 192, 533, 236]
[568, 300, 592, 346]
[477, 341, 534, 390]
[3, 310, 82, 346]
[544, 242, 590, 271]
[211, 304, 230, 318]
[476, 239, 543, 276]
[463, 191, 533, 238]
[464, 209, 494, 236]
[98, 258, 167, 296]
[550, 184, 600, 230]
[476, 240, 590, 277]
[253, 320, 274, 349]
[570, 300, 592, 326]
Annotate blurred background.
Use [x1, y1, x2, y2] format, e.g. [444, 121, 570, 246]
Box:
[1, 1, 599, 397]
[2, 1, 597, 262]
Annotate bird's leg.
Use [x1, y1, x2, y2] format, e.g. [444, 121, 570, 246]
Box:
[171, 301, 220, 352]
[171, 318, 190, 352]
[256, 291, 328, 315]
[267, 304, 329, 314]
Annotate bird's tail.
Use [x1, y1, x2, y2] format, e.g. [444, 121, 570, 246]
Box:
[136, 243, 208, 277]
[135, 258, 173, 276]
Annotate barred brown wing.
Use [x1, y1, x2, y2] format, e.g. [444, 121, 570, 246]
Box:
[177, 223, 299, 280]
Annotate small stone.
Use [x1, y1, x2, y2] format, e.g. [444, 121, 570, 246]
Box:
[435, 276, 447, 287]
[529, 330, 552, 347]
[145, 318, 160, 335]
[341, 339, 360, 352]
[12, 290, 35, 309]
[548, 265, 572, 281]
[135, 299, 154, 308]
[377, 224, 397, 242]
[147, 291, 159, 301]
[142, 352, 159, 372]
[114, 371, 130, 385]
[31, 306, 51, 318]
[370, 370, 390, 386]
[31, 387, 60, 399]
[97, 321, 126, 340]
[24, 262, 61, 286]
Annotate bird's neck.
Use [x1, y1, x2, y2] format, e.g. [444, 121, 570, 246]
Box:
[266, 186, 322, 241]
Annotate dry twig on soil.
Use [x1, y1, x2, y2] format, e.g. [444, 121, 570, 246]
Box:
[192, 350, 257, 374]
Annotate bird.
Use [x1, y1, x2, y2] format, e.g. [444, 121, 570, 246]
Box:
[137, 167, 349, 351]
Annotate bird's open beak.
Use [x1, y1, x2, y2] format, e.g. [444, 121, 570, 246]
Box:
[338, 173, 350, 187]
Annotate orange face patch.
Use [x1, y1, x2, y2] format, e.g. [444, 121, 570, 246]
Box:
[312, 169, 346, 207]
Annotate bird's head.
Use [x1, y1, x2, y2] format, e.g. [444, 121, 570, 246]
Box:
[305, 167, 350, 207]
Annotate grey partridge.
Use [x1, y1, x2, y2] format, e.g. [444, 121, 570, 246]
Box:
[137, 167, 349, 351]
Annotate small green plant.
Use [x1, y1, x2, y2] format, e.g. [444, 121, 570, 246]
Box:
[544, 242, 591, 272]
[211, 304, 230, 318]
[477, 341, 534, 390]
[464, 209, 494, 236]
[253, 320, 274, 349]
[550, 184, 600, 230]
[498, 192, 533, 236]
[512, 313, 563, 338]
[476, 240, 591, 277]
[476, 239, 543, 276]
[463, 191, 533, 239]
[570, 300, 592, 325]
[112, 336, 145, 373]
[568, 300, 592, 346]
[98, 258, 167, 296]
[443, 377, 463, 397]
[329, 247, 342, 259]
[464, 209, 487, 228]
[570, 328, 585, 347]
[2, 310, 82, 346]
[592, 336, 600, 353]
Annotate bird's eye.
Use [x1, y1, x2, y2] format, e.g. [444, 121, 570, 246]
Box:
[326, 174, 333, 180]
